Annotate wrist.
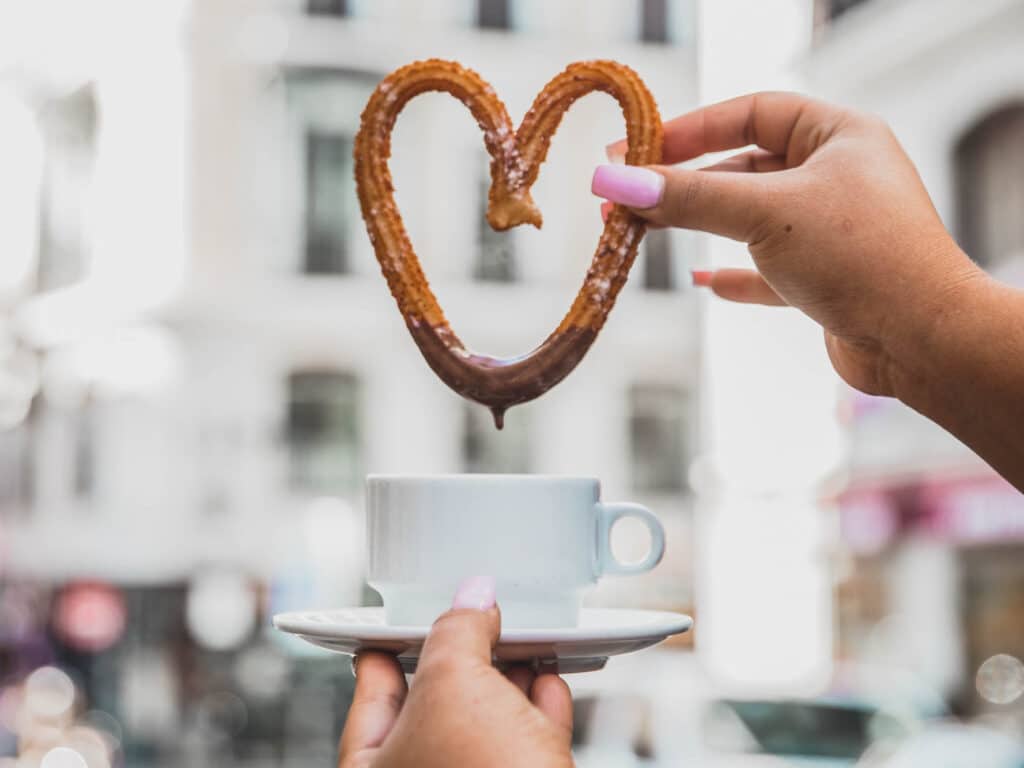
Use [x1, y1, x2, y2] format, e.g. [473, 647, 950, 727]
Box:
[883, 254, 1024, 488]
[882, 240, 990, 412]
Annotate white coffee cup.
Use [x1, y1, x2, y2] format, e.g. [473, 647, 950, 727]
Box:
[366, 474, 666, 628]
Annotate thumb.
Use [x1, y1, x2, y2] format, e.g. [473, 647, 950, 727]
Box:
[592, 163, 772, 243]
[417, 576, 500, 674]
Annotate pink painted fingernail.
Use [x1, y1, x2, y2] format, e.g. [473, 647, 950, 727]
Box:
[692, 270, 713, 287]
[605, 143, 626, 164]
[452, 575, 496, 611]
[600, 201, 614, 222]
[591, 165, 664, 209]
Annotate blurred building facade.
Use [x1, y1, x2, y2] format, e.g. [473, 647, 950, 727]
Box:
[0, 0, 700, 763]
[5, 0, 1023, 764]
[808, 0, 1024, 720]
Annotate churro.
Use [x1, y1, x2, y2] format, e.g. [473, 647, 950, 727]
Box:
[354, 59, 662, 427]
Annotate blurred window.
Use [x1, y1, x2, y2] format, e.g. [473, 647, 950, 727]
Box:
[477, 0, 511, 30]
[73, 396, 95, 499]
[122, 584, 187, 645]
[817, 0, 872, 23]
[306, 0, 348, 15]
[304, 131, 354, 275]
[642, 228, 674, 290]
[198, 424, 240, 517]
[640, 0, 670, 44]
[629, 384, 689, 493]
[462, 403, 530, 473]
[287, 371, 361, 494]
[956, 104, 1024, 270]
[0, 406, 35, 515]
[475, 167, 517, 282]
[36, 83, 97, 292]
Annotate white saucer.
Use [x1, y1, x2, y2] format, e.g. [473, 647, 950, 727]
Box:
[273, 607, 692, 673]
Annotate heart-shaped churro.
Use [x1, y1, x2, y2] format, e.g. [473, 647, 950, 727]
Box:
[355, 59, 662, 428]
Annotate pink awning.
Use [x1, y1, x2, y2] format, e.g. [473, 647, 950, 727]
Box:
[839, 472, 1024, 551]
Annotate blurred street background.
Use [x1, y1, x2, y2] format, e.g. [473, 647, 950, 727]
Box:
[1, 0, 1023, 765]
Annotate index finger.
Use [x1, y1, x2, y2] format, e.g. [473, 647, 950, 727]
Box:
[531, 674, 573, 739]
[339, 653, 408, 761]
[609, 91, 834, 165]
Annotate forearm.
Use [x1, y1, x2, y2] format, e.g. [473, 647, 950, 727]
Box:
[888, 262, 1024, 490]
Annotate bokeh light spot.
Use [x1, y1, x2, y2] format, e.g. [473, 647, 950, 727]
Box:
[53, 583, 126, 653]
[186, 569, 256, 651]
[40, 747, 87, 768]
[24, 667, 76, 721]
[976, 654, 1024, 704]
[234, 644, 291, 700]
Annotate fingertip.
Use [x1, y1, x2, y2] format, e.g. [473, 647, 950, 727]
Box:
[531, 674, 573, 738]
[691, 269, 713, 287]
[591, 164, 665, 209]
[705, 269, 746, 302]
[605, 141, 626, 164]
[420, 580, 503, 669]
[353, 652, 406, 688]
[707, 268, 788, 306]
[451, 574, 496, 611]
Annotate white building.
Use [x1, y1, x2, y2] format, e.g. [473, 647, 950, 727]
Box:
[0, 5, 707, 762]
[0, 0, 700, 619]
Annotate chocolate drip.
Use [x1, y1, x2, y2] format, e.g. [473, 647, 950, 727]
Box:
[490, 407, 505, 430]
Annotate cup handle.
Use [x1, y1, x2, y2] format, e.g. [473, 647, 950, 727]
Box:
[596, 502, 666, 576]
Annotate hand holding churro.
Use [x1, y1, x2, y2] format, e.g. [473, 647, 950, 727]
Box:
[595, 92, 1024, 491]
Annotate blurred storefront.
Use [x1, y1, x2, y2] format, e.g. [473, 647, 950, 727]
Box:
[0, 576, 354, 766]
[809, 0, 1024, 723]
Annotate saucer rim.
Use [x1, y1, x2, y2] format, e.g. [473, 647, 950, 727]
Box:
[273, 606, 692, 643]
